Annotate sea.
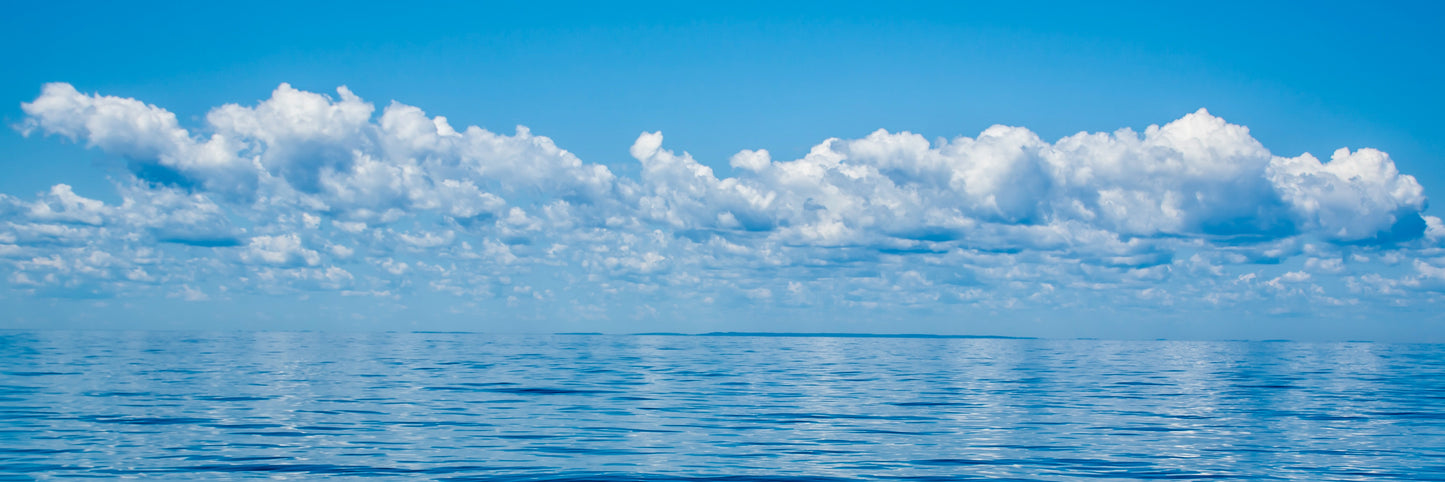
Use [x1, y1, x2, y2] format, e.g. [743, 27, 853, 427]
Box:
[2, 330, 1443, 480]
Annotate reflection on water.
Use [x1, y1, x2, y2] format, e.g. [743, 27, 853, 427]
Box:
[2, 331, 1442, 480]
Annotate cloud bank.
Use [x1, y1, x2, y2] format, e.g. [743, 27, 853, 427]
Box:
[5, 83, 1444, 328]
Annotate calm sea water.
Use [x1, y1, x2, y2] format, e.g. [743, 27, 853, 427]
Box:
[2, 331, 1443, 480]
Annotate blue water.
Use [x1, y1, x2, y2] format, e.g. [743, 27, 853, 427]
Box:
[2, 331, 1444, 480]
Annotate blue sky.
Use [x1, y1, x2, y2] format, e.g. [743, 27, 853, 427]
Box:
[3, 1, 1444, 340]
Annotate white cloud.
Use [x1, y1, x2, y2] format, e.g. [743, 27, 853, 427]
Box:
[1269, 147, 1427, 242]
[21, 184, 109, 226]
[1305, 257, 1346, 274]
[397, 229, 455, 249]
[171, 284, 209, 301]
[328, 243, 355, 259]
[333, 220, 367, 233]
[20, 83, 256, 199]
[1426, 215, 1445, 241]
[23, 83, 1428, 251]
[621, 109, 1427, 257]
[243, 234, 321, 267]
[5, 83, 1442, 323]
[302, 213, 321, 229]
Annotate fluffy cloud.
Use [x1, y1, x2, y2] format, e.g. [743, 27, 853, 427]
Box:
[243, 234, 320, 267]
[19, 83, 257, 199]
[6, 83, 1442, 324]
[628, 109, 1426, 249]
[1269, 147, 1427, 243]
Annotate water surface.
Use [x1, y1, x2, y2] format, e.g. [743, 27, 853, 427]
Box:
[2, 331, 1442, 480]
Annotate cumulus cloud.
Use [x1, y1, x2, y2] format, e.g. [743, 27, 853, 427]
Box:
[22, 184, 109, 226]
[20, 83, 620, 221]
[243, 234, 320, 267]
[1269, 147, 1427, 243]
[20, 83, 257, 199]
[5, 82, 1441, 322]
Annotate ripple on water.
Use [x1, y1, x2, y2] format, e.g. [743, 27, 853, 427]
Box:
[1, 331, 1442, 480]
